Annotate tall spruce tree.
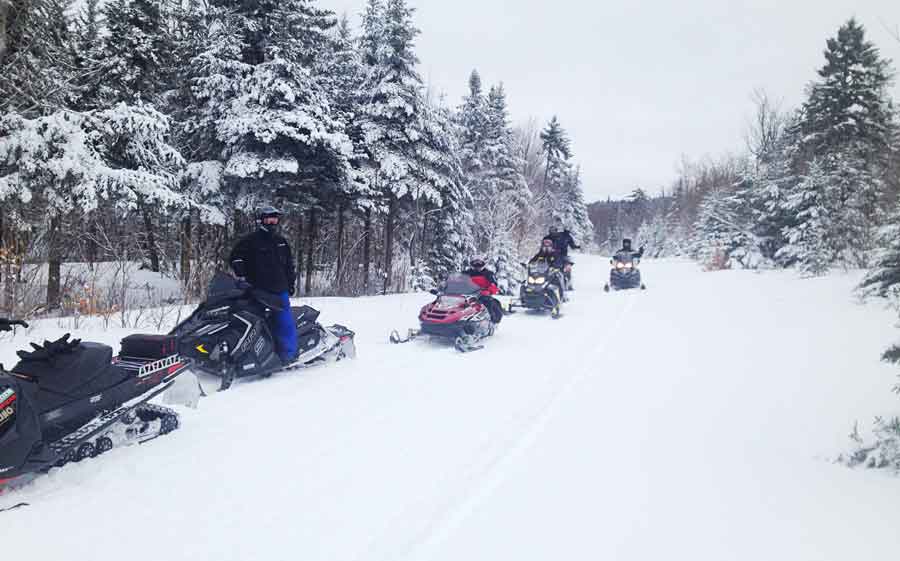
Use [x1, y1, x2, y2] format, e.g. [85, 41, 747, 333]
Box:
[788, 18, 896, 267]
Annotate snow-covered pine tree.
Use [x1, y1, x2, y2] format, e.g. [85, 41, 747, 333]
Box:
[0, 105, 187, 302]
[793, 18, 896, 266]
[0, 0, 77, 116]
[540, 115, 571, 206]
[423, 101, 475, 285]
[457, 70, 488, 179]
[98, 0, 173, 106]
[691, 184, 755, 270]
[860, 204, 900, 304]
[558, 166, 593, 248]
[742, 117, 802, 264]
[485, 84, 529, 287]
[775, 159, 835, 275]
[359, 0, 444, 292]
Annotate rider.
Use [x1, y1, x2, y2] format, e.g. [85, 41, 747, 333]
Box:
[543, 224, 581, 258]
[529, 238, 568, 302]
[616, 238, 645, 259]
[229, 206, 298, 363]
[462, 257, 503, 324]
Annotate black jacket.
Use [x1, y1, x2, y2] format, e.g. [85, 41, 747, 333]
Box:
[617, 246, 644, 259]
[543, 230, 580, 256]
[229, 228, 297, 294]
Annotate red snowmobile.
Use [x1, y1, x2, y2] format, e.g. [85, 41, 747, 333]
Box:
[390, 274, 495, 352]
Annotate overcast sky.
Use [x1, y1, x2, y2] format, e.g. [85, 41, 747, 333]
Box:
[321, 0, 900, 202]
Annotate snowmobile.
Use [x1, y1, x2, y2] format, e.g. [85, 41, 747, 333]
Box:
[173, 273, 356, 391]
[604, 251, 646, 292]
[0, 320, 189, 488]
[510, 260, 564, 319]
[389, 273, 495, 352]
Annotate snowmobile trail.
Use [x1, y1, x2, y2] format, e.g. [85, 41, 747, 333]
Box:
[4, 256, 900, 561]
[366, 289, 640, 561]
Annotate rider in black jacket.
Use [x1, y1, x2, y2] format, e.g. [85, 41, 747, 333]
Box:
[229, 207, 298, 362]
[616, 238, 645, 259]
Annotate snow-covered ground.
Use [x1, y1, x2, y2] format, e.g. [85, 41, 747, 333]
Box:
[2, 254, 899, 560]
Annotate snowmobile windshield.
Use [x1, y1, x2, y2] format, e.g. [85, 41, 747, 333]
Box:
[613, 252, 635, 264]
[443, 273, 481, 296]
[207, 272, 245, 299]
[528, 261, 550, 275]
[435, 295, 468, 309]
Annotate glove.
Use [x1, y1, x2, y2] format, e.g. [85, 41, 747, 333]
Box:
[573, 245, 582, 250]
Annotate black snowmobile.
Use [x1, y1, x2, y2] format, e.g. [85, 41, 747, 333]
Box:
[511, 259, 564, 318]
[0, 319, 189, 488]
[173, 273, 356, 391]
[604, 251, 646, 292]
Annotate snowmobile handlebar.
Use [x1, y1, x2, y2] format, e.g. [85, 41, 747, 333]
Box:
[0, 318, 29, 332]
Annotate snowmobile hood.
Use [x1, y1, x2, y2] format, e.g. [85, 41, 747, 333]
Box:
[0, 373, 42, 479]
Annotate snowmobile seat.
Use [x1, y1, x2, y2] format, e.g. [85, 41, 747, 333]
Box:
[11, 341, 129, 410]
[292, 306, 320, 324]
[292, 306, 320, 331]
[120, 334, 179, 360]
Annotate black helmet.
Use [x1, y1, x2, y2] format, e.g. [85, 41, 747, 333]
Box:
[470, 257, 486, 270]
[257, 205, 283, 233]
[549, 225, 559, 235]
[622, 238, 632, 250]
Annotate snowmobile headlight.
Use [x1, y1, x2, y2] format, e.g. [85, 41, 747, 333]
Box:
[615, 262, 625, 270]
[624, 262, 634, 269]
[529, 276, 545, 284]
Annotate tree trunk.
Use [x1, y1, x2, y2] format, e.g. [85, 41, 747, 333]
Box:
[336, 204, 345, 294]
[140, 200, 160, 272]
[383, 196, 396, 295]
[363, 208, 371, 295]
[180, 213, 192, 286]
[305, 208, 317, 295]
[47, 216, 62, 310]
[294, 212, 303, 296]
[420, 206, 429, 264]
[0, 1, 9, 66]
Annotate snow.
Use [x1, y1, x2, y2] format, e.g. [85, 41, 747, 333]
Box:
[2, 255, 900, 560]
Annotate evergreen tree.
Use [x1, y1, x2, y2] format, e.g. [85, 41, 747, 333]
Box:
[99, 0, 173, 106]
[859, 198, 900, 299]
[0, 0, 77, 116]
[790, 18, 896, 267]
[776, 159, 835, 275]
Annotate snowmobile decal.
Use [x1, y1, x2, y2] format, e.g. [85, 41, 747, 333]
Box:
[137, 355, 181, 378]
[0, 404, 13, 426]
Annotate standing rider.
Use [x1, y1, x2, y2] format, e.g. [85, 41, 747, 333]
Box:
[543, 224, 581, 288]
[543, 224, 581, 259]
[529, 238, 568, 302]
[616, 238, 645, 260]
[462, 258, 503, 324]
[229, 206, 298, 363]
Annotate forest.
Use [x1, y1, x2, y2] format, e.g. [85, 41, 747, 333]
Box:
[0, 0, 594, 315]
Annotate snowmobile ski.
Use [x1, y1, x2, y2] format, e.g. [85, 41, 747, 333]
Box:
[389, 329, 420, 344]
[0, 502, 28, 513]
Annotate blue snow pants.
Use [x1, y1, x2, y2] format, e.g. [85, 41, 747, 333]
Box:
[272, 291, 298, 361]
